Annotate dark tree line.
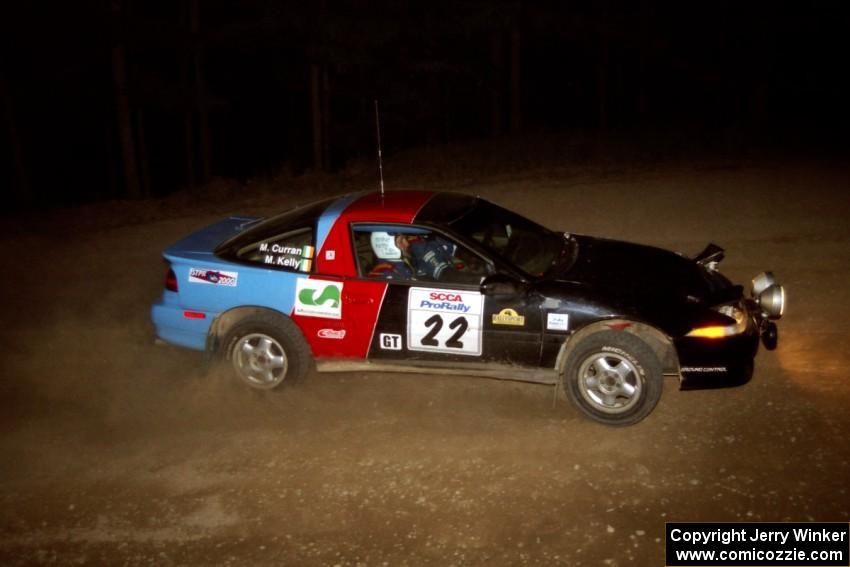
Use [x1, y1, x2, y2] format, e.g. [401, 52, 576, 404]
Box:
[2, 1, 848, 207]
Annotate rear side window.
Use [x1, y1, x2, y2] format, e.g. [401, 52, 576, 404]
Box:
[233, 226, 315, 272]
[215, 198, 333, 272]
[215, 198, 332, 255]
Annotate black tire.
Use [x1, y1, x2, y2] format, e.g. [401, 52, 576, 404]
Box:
[563, 331, 663, 426]
[220, 313, 312, 390]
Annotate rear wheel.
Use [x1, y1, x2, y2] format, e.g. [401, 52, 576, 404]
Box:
[221, 314, 311, 389]
[563, 331, 662, 425]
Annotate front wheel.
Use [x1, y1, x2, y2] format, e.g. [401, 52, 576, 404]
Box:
[563, 331, 663, 426]
[221, 314, 311, 390]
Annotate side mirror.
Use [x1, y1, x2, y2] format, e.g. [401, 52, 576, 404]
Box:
[480, 273, 524, 297]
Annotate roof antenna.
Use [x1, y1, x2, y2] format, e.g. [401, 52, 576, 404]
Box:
[374, 99, 385, 196]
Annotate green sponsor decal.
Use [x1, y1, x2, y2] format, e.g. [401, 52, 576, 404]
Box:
[299, 284, 340, 308]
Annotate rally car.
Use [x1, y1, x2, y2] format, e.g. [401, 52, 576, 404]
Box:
[151, 190, 784, 425]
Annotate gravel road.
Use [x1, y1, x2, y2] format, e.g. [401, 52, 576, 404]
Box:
[1, 161, 848, 565]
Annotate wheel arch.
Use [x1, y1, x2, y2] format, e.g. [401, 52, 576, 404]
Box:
[206, 306, 304, 356]
[555, 319, 679, 377]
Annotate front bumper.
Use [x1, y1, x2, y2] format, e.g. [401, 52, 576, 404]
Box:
[674, 326, 760, 390]
[674, 268, 785, 390]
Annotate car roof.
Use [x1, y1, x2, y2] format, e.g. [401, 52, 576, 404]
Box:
[321, 190, 479, 225]
[341, 190, 437, 222]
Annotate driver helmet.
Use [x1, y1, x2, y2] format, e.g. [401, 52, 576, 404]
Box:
[370, 231, 402, 260]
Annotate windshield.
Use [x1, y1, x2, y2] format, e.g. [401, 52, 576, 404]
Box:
[446, 199, 565, 276]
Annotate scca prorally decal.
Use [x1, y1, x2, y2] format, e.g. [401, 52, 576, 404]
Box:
[317, 328, 346, 339]
[294, 279, 343, 319]
[492, 308, 525, 326]
[407, 287, 483, 356]
[188, 268, 238, 287]
[417, 291, 472, 313]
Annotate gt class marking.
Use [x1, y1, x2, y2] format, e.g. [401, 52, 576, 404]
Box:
[407, 287, 483, 356]
[492, 308, 525, 326]
[379, 333, 402, 350]
[188, 268, 238, 287]
[294, 279, 343, 319]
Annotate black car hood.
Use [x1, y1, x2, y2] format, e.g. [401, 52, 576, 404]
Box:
[547, 235, 741, 331]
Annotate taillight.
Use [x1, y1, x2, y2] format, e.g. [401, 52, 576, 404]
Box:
[165, 268, 178, 292]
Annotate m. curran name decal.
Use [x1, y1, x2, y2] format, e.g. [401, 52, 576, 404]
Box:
[260, 243, 314, 272]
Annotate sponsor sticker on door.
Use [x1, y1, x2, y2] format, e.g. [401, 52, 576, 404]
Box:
[492, 308, 525, 326]
[317, 328, 346, 339]
[407, 287, 483, 356]
[547, 312, 569, 331]
[294, 279, 343, 319]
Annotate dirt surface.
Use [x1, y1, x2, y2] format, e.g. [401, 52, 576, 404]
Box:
[1, 161, 849, 565]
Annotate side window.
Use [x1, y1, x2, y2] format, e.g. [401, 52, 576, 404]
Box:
[235, 226, 315, 272]
[353, 225, 493, 284]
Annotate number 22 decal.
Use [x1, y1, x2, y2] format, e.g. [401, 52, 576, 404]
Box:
[421, 314, 468, 349]
[407, 287, 483, 356]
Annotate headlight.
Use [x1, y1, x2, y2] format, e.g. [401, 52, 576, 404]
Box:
[686, 303, 748, 339]
[757, 284, 785, 319]
[751, 272, 786, 320]
[751, 271, 777, 297]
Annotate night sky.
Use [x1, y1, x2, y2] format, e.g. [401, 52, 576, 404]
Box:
[3, 1, 848, 207]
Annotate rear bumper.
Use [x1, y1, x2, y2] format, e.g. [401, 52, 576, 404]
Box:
[675, 330, 760, 390]
[150, 295, 213, 351]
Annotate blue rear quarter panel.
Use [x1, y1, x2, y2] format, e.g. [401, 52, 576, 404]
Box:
[151, 217, 308, 351]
